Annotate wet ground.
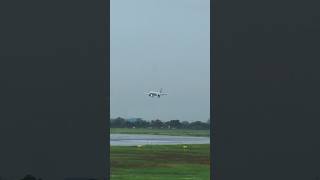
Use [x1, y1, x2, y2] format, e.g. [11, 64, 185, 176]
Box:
[110, 134, 210, 146]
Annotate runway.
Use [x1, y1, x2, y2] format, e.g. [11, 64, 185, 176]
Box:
[110, 134, 210, 146]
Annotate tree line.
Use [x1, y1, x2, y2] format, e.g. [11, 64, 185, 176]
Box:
[110, 117, 210, 130]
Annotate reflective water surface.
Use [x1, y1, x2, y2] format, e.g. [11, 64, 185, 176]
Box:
[110, 134, 210, 146]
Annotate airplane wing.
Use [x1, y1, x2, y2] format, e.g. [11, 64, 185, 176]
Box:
[160, 93, 168, 95]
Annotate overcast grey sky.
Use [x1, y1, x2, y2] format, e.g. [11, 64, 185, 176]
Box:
[110, 0, 210, 122]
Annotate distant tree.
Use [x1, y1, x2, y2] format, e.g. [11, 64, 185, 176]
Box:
[189, 121, 209, 130]
[110, 117, 211, 130]
[133, 118, 149, 128]
[125, 121, 135, 128]
[167, 120, 182, 129]
[150, 119, 164, 128]
[110, 117, 126, 128]
[181, 121, 190, 129]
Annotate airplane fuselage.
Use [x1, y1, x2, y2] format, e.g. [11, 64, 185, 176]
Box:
[146, 89, 168, 98]
[148, 91, 161, 97]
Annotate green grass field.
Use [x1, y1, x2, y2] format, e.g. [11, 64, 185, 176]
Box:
[110, 128, 210, 137]
[111, 144, 210, 180]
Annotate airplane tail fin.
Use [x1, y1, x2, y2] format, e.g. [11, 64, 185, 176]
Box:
[160, 88, 163, 93]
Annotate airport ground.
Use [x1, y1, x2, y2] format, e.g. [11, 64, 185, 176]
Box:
[110, 128, 210, 137]
[110, 144, 210, 180]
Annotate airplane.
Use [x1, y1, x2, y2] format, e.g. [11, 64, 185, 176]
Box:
[145, 88, 168, 98]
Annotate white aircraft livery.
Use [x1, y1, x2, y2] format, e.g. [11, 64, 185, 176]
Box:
[145, 88, 168, 98]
